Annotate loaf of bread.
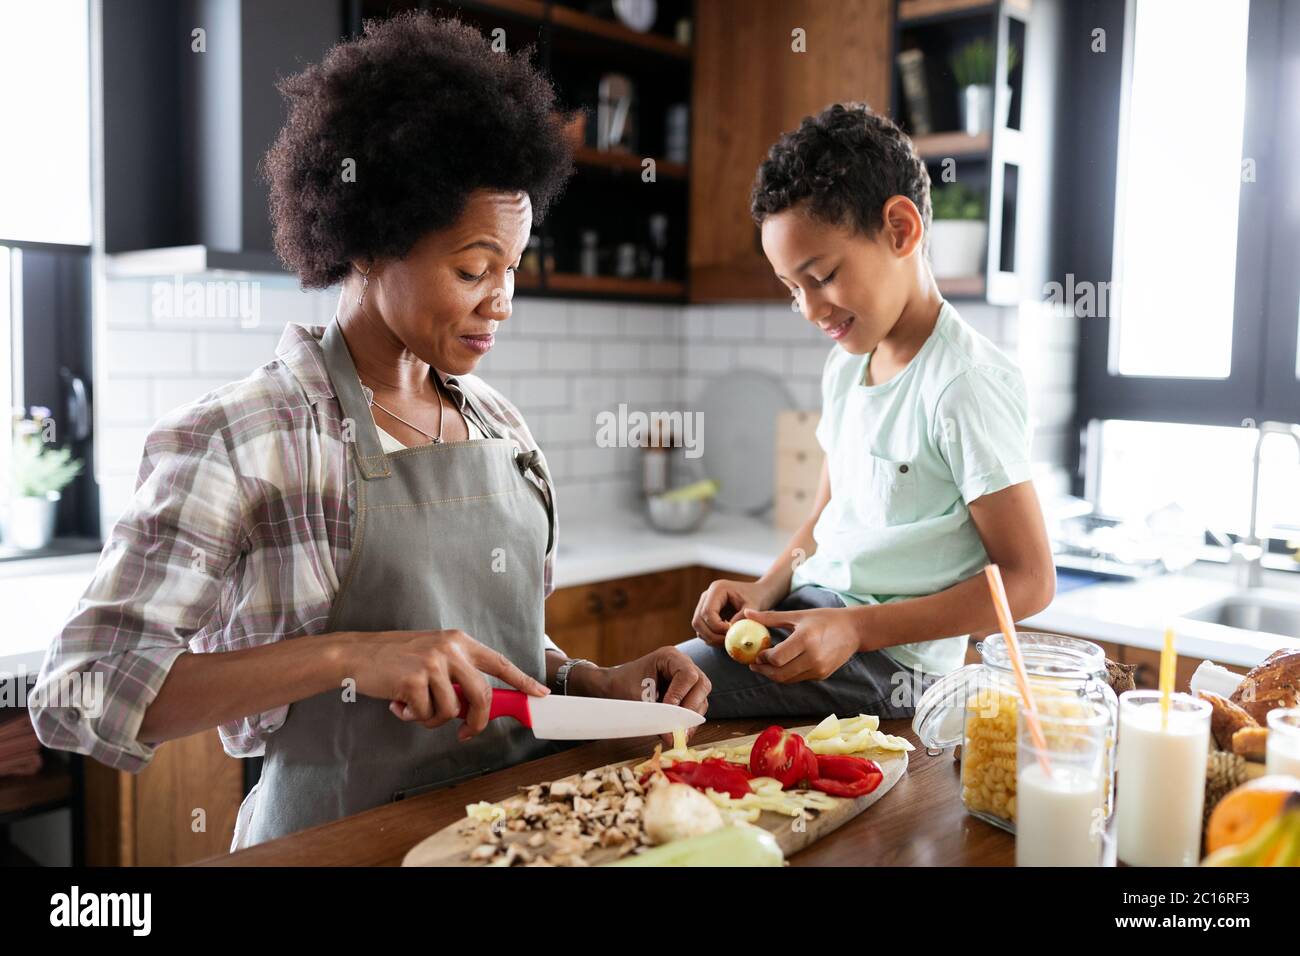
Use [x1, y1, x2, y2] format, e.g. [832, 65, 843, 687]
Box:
[1105, 658, 1137, 694]
[1199, 690, 1259, 751]
[1230, 648, 1300, 725]
[1231, 726, 1269, 762]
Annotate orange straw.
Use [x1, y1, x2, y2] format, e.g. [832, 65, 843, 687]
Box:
[984, 564, 1053, 776]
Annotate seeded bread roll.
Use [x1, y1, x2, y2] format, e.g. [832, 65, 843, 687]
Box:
[1230, 649, 1300, 725]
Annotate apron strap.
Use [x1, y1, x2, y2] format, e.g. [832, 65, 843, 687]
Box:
[321, 320, 391, 479]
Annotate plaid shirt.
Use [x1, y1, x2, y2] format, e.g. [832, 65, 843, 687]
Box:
[29, 323, 557, 772]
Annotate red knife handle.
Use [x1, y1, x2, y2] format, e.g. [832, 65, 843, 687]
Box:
[452, 685, 533, 727]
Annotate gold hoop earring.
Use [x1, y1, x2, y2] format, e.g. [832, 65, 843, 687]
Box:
[356, 263, 372, 308]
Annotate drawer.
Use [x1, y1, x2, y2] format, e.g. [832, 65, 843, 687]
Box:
[776, 447, 823, 494]
[776, 410, 821, 456]
[599, 568, 688, 617]
[775, 485, 816, 532]
[545, 584, 605, 630]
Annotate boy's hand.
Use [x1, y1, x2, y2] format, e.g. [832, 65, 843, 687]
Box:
[692, 579, 781, 646]
[740, 607, 863, 683]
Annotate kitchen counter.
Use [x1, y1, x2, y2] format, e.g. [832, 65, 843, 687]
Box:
[196, 716, 1014, 866]
[5, 505, 1299, 676]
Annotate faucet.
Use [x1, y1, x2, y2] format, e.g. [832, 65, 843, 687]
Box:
[1239, 421, 1300, 589]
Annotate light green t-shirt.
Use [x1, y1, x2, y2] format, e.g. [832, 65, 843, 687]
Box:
[790, 301, 1034, 677]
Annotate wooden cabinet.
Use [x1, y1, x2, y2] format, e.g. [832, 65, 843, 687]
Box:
[546, 565, 760, 665]
[689, 0, 894, 301]
[85, 729, 243, 866]
[1121, 647, 1248, 693]
[968, 630, 1251, 693]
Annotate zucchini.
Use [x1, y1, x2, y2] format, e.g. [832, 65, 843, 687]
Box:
[607, 824, 784, 867]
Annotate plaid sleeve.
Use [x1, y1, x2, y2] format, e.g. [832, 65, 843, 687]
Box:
[28, 409, 246, 773]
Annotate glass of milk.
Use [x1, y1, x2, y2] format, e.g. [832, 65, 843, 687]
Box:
[1266, 708, 1300, 778]
[1115, 690, 1211, 867]
[1015, 700, 1111, 867]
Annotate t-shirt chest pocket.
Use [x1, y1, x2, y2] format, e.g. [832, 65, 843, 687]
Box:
[851, 451, 918, 527]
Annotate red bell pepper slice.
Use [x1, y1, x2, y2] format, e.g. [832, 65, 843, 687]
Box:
[749, 726, 818, 790]
[809, 754, 883, 798]
[657, 757, 754, 798]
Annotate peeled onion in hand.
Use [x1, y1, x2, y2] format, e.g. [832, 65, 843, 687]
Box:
[724, 618, 771, 664]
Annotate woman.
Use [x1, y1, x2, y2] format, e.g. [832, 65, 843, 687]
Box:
[30, 13, 710, 850]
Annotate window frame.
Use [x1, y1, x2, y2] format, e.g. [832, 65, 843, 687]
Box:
[1075, 0, 1295, 431]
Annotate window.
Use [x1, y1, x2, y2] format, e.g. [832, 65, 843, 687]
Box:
[1110, 0, 1250, 379]
[0, 0, 93, 245]
[1075, 0, 1300, 549]
[0, 0, 98, 551]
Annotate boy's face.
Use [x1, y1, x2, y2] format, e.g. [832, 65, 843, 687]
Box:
[761, 199, 921, 355]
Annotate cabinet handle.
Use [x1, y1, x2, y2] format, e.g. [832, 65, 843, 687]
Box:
[586, 592, 604, 616]
[795, 450, 807, 462]
[610, 587, 628, 611]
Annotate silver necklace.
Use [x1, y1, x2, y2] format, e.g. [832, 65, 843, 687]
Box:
[360, 380, 445, 444]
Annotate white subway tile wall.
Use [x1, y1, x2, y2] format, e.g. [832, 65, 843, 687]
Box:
[95, 278, 1077, 534]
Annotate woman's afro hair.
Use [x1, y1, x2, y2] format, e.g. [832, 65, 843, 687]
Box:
[263, 12, 574, 288]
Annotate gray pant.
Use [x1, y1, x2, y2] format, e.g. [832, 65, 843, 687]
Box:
[677, 585, 943, 721]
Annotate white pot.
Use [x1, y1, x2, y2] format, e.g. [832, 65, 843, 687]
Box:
[6, 492, 60, 550]
[929, 220, 988, 278]
[960, 83, 1013, 135]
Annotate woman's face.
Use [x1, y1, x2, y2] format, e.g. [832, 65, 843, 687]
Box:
[760, 197, 922, 355]
[367, 189, 532, 375]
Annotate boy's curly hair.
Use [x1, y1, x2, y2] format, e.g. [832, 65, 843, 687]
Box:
[263, 12, 574, 288]
[750, 103, 931, 238]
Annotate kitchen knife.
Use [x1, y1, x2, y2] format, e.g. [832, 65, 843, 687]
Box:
[452, 685, 704, 740]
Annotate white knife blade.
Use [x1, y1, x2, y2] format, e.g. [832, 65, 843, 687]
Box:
[526, 693, 705, 740]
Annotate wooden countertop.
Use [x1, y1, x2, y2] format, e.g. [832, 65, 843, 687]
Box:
[197, 717, 1015, 867]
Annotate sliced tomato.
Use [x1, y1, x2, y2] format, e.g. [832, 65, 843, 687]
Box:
[808, 754, 883, 798]
[749, 726, 817, 790]
[658, 757, 753, 798]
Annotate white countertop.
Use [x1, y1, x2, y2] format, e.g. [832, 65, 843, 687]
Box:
[4, 507, 1299, 676]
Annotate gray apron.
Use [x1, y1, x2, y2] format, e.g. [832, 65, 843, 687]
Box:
[237, 321, 559, 848]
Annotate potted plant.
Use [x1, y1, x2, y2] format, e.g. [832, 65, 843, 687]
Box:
[6, 407, 83, 551]
[928, 183, 987, 279]
[951, 39, 1018, 135]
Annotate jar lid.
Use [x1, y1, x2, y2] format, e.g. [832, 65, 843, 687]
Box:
[912, 663, 982, 750]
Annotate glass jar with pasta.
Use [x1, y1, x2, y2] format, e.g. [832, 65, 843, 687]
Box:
[911, 632, 1118, 833]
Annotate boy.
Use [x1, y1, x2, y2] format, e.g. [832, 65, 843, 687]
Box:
[680, 103, 1055, 719]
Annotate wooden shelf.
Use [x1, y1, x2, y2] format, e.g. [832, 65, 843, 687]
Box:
[912, 130, 992, 160]
[461, 0, 547, 19]
[0, 759, 71, 818]
[573, 146, 687, 180]
[898, 0, 997, 24]
[545, 273, 685, 299]
[936, 275, 986, 298]
[548, 5, 691, 60]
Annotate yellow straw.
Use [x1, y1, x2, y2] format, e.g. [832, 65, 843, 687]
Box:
[983, 564, 1052, 777]
[1159, 627, 1176, 732]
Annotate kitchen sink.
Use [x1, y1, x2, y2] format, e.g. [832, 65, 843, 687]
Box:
[1183, 590, 1300, 639]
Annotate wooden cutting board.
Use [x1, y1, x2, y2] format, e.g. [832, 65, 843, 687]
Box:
[402, 724, 908, 866]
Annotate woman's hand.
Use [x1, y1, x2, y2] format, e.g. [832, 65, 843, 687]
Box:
[570, 646, 711, 748]
[691, 578, 783, 646]
[738, 606, 865, 683]
[337, 629, 548, 741]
